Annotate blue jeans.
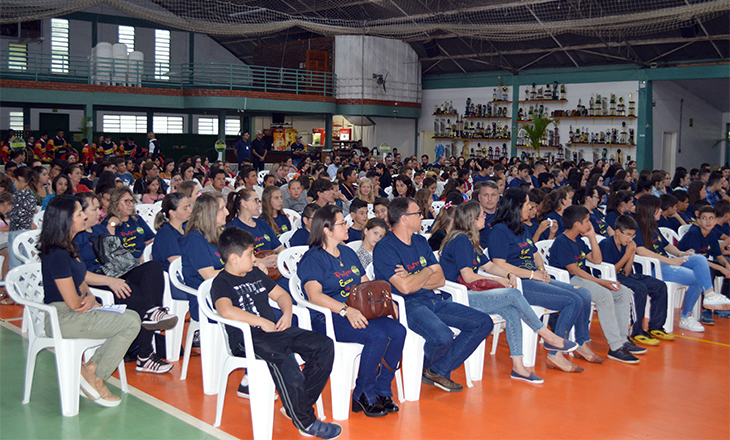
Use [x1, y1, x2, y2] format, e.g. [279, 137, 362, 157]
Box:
[404, 294, 493, 379]
[520, 279, 592, 346]
[467, 287, 544, 357]
[313, 314, 406, 404]
[660, 255, 712, 318]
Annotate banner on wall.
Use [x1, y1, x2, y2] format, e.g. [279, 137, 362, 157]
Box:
[272, 128, 287, 151]
[312, 129, 326, 146]
[285, 129, 298, 148]
[339, 128, 351, 141]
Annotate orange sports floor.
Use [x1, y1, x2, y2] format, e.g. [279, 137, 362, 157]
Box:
[2, 302, 728, 439]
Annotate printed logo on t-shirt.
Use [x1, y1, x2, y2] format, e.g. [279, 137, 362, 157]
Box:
[263, 234, 271, 242]
[335, 267, 357, 298]
[136, 227, 144, 234]
[517, 239, 537, 270]
[233, 280, 267, 318]
[351, 265, 360, 276]
[419, 256, 427, 267]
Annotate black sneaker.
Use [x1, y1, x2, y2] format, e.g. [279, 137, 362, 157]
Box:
[422, 367, 463, 392]
[700, 309, 716, 326]
[192, 330, 200, 348]
[237, 375, 249, 398]
[136, 353, 174, 374]
[299, 419, 342, 439]
[141, 307, 178, 331]
[624, 339, 648, 355]
[607, 346, 640, 364]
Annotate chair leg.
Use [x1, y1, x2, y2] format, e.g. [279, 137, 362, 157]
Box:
[329, 348, 355, 421]
[490, 323, 502, 355]
[315, 395, 326, 421]
[213, 360, 232, 428]
[21, 307, 29, 333]
[248, 362, 276, 440]
[117, 360, 128, 393]
[465, 340, 485, 383]
[400, 332, 425, 402]
[522, 320, 539, 368]
[200, 320, 223, 395]
[395, 368, 405, 403]
[179, 320, 200, 381]
[22, 341, 43, 404]
[56, 341, 83, 417]
[165, 303, 187, 362]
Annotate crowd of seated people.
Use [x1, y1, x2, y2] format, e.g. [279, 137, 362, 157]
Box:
[5, 130, 730, 439]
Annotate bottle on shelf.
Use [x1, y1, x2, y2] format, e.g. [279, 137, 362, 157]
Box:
[502, 86, 509, 101]
[620, 122, 627, 144]
[493, 88, 497, 101]
[610, 94, 616, 116]
[531, 83, 537, 100]
[629, 93, 636, 116]
[553, 81, 559, 100]
[560, 84, 566, 100]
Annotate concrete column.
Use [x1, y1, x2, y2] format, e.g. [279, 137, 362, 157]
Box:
[636, 77, 653, 169]
[325, 113, 333, 150]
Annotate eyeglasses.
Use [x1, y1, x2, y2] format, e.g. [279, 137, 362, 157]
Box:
[120, 198, 135, 205]
[403, 211, 423, 217]
[333, 221, 349, 228]
[619, 230, 636, 240]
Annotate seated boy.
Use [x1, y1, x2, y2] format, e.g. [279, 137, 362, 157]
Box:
[212, 228, 339, 439]
[290, 203, 319, 247]
[347, 198, 369, 243]
[712, 199, 730, 253]
[678, 206, 730, 322]
[283, 178, 307, 214]
[599, 215, 674, 346]
[674, 191, 692, 224]
[548, 205, 644, 364]
[657, 194, 686, 232]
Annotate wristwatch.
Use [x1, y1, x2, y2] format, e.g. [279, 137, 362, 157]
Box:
[109, 221, 117, 227]
[339, 304, 349, 317]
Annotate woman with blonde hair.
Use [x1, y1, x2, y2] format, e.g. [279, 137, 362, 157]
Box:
[415, 188, 434, 219]
[179, 193, 228, 322]
[355, 177, 375, 204]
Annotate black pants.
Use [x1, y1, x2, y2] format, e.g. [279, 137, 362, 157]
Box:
[232, 326, 334, 431]
[114, 261, 166, 358]
[616, 273, 668, 335]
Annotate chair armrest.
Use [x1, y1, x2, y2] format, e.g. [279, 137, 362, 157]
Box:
[391, 293, 410, 330]
[89, 287, 114, 305]
[544, 265, 571, 283]
[438, 280, 469, 306]
[586, 261, 617, 281]
[268, 298, 312, 331]
[287, 276, 337, 338]
[633, 255, 662, 280]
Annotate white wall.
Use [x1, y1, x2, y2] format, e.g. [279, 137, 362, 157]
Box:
[653, 80, 724, 169]
[334, 36, 421, 103]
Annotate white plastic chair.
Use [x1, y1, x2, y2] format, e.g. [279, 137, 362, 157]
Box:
[32, 210, 44, 230]
[198, 278, 323, 431]
[344, 214, 354, 226]
[633, 255, 693, 333]
[431, 201, 445, 216]
[282, 208, 301, 229]
[257, 170, 268, 186]
[136, 204, 161, 231]
[12, 229, 41, 264]
[420, 219, 434, 235]
[346, 241, 362, 252]
[534, 240, 572, 283]
[169, 258, 216, 393]
[142, 243, 153, 263]
[279, 230, 296, 248]
[384, 186, 393, 198]
[678, 224, 691, 238]
[276, 246, 309, 279]
[289, 273, 401, 420]
[659, 227, 681, 247]
[6, 263, 128, 417]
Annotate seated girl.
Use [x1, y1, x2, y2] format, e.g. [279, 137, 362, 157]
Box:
[261, 185, 292, 237]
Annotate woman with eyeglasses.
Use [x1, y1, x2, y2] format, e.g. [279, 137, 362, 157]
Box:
[440, 201, 577, 384]
[298, 204, 405, 417]
[133, 161, 168, 195]
[76, 190, 177, 374]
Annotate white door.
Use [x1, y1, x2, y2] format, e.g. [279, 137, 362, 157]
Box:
[662, 132, 677, 173]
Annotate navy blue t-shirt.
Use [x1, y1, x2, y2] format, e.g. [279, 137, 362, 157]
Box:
[42, 248, 87, 304]
[605, 211, 620, 230]
[488, 223, 538, 270]
[73, 224, 110, 273]
[152, 222, 183, 271]
[298, 245, 365, 303]
[290, 228, 310, 247]
[440, 233, 489, 283]
[634, 228, 669, 258]
[713, 222, 730, 238]
[523, 221, 539, 241]
[273, 214, 292, 237]
[657, 215, 681, 232]
[599, 237, 631, 275]
[589, 210, 609, 237]
[477, 211, 498, 249]
[347, 227, 362, 243]
[548, 233, 590, 274]
[540, 211, 565, 240]
[678, 224, 721, 259]
[226, 217, 282, 251]
[100, 216, 155, 258]
[507, 177, 527, 188]
[373, 233, 440, 301]
[180, 230, 224, 289]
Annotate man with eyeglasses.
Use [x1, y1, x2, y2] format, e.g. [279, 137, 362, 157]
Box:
[373, 198, 493, 393]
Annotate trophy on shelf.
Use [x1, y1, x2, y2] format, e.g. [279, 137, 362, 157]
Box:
[617, 96, 626, 116]
[629, 93, 636, 116]
[610, 94, 616, 116]
[616, 149, 623, 165]
[620, 122, 628, 144]
[465, 97, 471, 117]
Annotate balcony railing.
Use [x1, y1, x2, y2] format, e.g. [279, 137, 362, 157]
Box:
[0, 50, 336, 97]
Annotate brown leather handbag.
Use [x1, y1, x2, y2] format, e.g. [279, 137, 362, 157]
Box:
[255, 250, 282, 281]
[346, 280, 398, 320]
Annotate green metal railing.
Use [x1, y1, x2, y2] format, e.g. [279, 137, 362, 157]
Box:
[0, 50, 336, 96]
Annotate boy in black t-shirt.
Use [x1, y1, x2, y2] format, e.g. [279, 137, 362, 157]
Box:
[211, 228, 340, 439]
[599, 214, 674, 346]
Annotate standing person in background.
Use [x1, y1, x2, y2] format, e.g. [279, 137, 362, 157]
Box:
[289, 134, 306, 167]
[252, 131, 268, 171]
[147, 132, 160, 161]
[235, 132, 252, 169]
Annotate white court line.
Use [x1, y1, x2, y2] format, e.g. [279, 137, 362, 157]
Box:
[0, 319, 238, 440]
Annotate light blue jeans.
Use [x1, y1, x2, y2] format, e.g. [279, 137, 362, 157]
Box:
[467, 287, 544, 358]
[659, 255, 712, 318]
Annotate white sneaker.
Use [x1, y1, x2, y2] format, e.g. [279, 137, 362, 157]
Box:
[679, 315, 705, 332]
[703, 292, 730, 310]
